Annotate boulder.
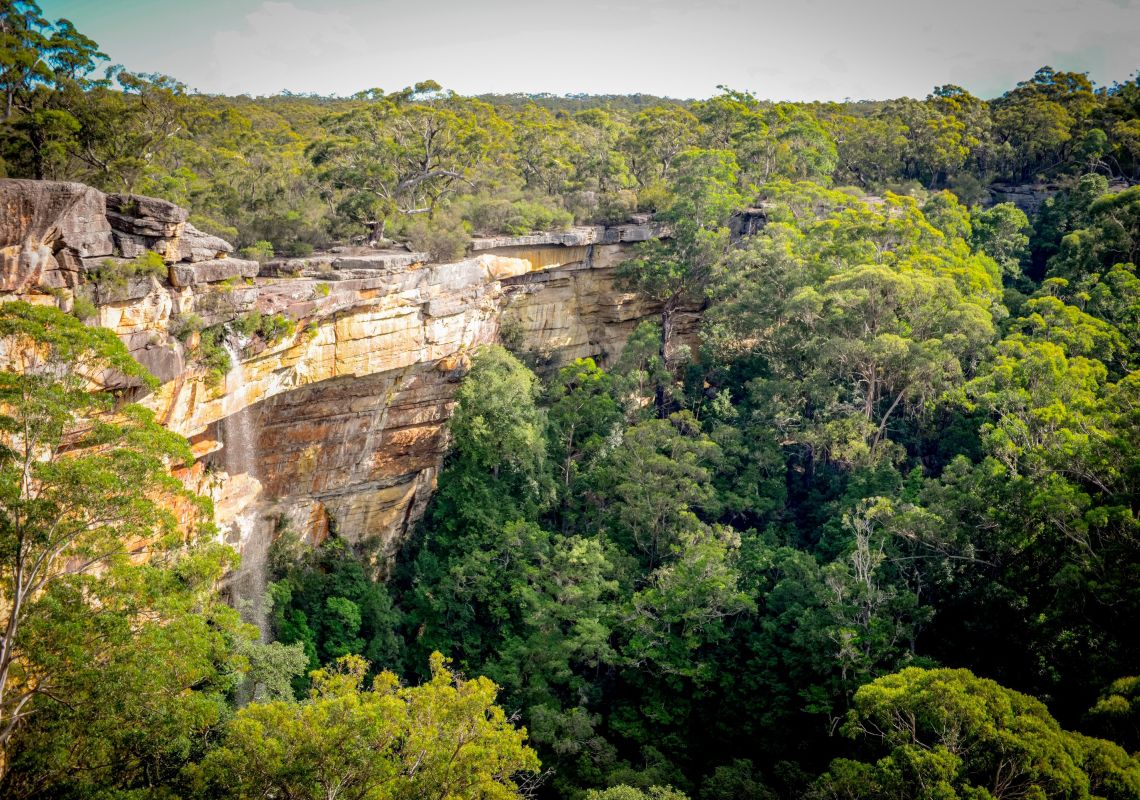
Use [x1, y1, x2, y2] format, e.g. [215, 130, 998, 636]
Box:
[105, 193, 191, 264]
[113, 230, 151, 259]
[0, 179, 112, 292]
[179, 223, 234, 263]
[105, 193, 188, 237]
[135, 343, 186, 385]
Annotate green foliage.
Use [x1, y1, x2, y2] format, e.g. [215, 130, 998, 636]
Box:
[971, 201, 1031, 278]
[6, 9, 1140, 797]
[238, 239, 275, 262]
[812, 668, 1140, 800]
[193, 324, 233, 383]
[587, 787, 691, 800]
[186, 653, 541, 799]
[460, 190, 574, 235]
[0, 301, 247, 796]
[1088, 677, 1140, 752]
[68, 293, 96, 320]
[403, 209, 470, 261]
[704, 184, 999, 467]
[268, 535, 402, 692]
[429, 345, 553, 536]
[89, 250, 168, 299]
[169, 310, 204, 341]
[234, 310, 296, 344]
[285, 240, 314, 257]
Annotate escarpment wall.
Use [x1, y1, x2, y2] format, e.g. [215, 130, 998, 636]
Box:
[1, 179, 679, 563]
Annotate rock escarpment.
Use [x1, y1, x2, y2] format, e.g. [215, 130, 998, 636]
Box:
[1, 179, 679, 563]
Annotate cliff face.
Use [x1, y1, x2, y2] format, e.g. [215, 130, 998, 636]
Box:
[0, 179, 679, 564]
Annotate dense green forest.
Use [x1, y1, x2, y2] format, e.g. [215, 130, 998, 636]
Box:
[3, 1, 1140, 798]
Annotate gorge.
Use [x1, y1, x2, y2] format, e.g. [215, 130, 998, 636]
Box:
[0, 177, 684, 573]
[4, 9, 1140, 790]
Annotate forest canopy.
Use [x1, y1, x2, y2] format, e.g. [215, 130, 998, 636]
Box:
[2, 1, 1140, 799]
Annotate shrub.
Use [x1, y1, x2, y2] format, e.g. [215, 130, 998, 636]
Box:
[314, 283, 330, 297]
[189, 213, 239, 243]
[404, 216, 469, 262]
[239, 240, 275, 263]
[594, 189, 639, 224]
[286, 241, 314, 258]
[462, 192, 573, 236]
[235, 311, 296, 345]
[91, 251, 168, 294]
[499, 313, 525, 353]
[502, 199, 573, 235]
[636, 179, 673, 213]
[256, 313, 296, 344]
[170, 312, 205, 342]
[69, 295, 98, 321]
[196, 326, 233, 385]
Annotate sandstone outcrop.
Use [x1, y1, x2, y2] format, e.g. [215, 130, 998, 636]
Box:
[1, 179, 112, 292]
[1, 179, 682, 565]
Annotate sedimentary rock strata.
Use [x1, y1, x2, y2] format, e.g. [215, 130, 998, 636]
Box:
[1, 179, 681, 561]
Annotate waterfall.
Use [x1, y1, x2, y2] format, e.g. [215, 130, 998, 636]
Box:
[220, 338, 272, 642]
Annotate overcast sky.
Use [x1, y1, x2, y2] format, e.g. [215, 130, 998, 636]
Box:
[42, 0, 1140, 100]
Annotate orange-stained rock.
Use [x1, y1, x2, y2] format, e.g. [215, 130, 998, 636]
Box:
[2, 179, 684, 566]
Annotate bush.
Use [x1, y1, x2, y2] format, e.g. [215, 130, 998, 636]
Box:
[404, 216, 469, 262]
[636, 179, 673, 213]
[196, 325, 233, 384]
[235, 311, 296, 345]
[188, 213, 239, 244]
[170, 312, 205, 342]
[285, 241, 314, 258]
[69, 295, 97, 321]
[461, 192, 573, 236]
[499, 313, 525, 353]
[91, 251, 168, 294]
[256, 313, 296, 344]
[595, 189, 639, 224]
[239, 240, 275, 263]
[314, 283, 330, 297]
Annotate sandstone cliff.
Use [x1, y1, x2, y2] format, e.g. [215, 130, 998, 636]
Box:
[1, 179, 683, 566]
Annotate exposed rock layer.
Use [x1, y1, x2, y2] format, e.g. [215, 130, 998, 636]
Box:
[1, 179, 678, 560]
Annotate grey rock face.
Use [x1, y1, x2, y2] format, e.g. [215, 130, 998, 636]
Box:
[179, 223, 234, 263]
[469, 222, 670, 252]
[331, 251, 428, 271]
[0, 179, 113, 292]
[105, 193, 189, 237]
[170, 258, 260, 288]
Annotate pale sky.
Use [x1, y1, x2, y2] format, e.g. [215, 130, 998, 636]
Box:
[42, 0, 1140, 100]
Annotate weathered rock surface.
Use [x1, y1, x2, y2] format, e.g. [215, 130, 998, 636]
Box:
[469, 222, 669, 251]
[170, 257, 260, 287]
[1, 180, 112, 292]
[180, 223, 234, 263]
[1, 179, 680, 564]
[987, 183, 1061, 216]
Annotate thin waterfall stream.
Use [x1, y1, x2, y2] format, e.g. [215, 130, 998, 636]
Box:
[220, 338, 272, 642]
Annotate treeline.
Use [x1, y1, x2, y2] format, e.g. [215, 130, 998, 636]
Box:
[3, 0, 1140, 261]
